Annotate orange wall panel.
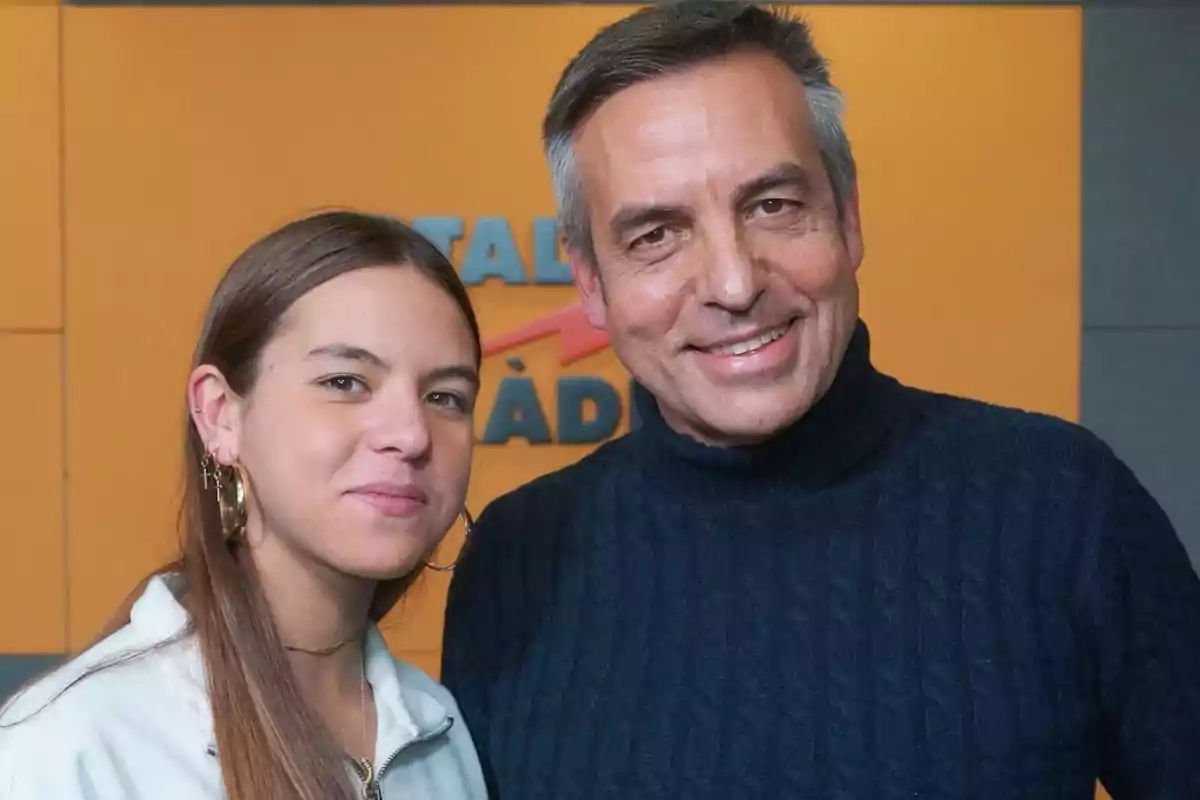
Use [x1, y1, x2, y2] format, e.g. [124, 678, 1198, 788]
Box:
[61, 6, 1079, 652]
[0, 334, 64, 652]
[841, 6, 1081, 423]
[0, 6, 61, 331]
[443, 3, 1086, 432]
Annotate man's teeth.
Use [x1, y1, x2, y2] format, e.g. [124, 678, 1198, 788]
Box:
[709, 324, 789, 357]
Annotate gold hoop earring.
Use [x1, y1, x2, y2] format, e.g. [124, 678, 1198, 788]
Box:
[423, 508, 474, 573]
[202, 452, 247, 541]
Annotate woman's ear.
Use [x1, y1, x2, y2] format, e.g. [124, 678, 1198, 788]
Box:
[188, 365, 244, 466]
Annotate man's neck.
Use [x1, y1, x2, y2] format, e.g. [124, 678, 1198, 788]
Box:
[628, 320, 908, 488]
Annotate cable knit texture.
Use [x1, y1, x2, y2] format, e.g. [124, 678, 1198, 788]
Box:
[441, 321, 1200, 800]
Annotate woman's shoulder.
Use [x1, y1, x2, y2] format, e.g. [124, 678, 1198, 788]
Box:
[0, 577, 213, 797]
[0, 628, 202, 738]
[2, 576, 202, 723]
[3, 626, 157, 714]
[0, 633, 212, 798]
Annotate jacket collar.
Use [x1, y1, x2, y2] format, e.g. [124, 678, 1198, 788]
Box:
[131, 574, 456, 760]
[362, 626, 453, 762]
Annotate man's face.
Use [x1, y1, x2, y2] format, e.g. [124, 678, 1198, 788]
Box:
[569, 51, 864, 446]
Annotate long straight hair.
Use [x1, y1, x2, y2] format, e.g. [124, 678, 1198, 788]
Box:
[6, 211, 481, 800]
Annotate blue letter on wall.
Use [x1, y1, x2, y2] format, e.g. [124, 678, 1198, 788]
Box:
[482, 377, 551, 444]
[557, 377, 621, 444]
[533, 217, 572, 285]
[411, 217, 463, 259]
[461, 217, 526, 286]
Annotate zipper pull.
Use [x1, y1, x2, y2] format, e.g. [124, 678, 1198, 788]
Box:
[356, 758, 381, 800]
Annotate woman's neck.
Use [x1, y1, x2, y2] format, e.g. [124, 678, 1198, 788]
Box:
[252, 535, 374, 645]
[249, 534, 379, 761]
[287, 640, 377, 765]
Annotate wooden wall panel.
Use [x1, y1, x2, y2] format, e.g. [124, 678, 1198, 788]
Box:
[0, 7, 61, 331]
[844, 6, 1081, 422]
[0, 335, 64, 652]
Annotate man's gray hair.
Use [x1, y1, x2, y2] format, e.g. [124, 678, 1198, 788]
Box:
[542, 0, 857, 262]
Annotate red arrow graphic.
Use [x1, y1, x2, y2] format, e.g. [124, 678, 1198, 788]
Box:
[481, 302, 611, 367]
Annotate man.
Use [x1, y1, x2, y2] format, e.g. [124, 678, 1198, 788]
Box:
[441, 2, 1200, 798]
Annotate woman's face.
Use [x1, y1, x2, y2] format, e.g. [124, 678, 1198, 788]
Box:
[197, 265, 479, 581]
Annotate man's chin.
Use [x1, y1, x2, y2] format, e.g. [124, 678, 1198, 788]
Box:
[682, 395, 816, 448]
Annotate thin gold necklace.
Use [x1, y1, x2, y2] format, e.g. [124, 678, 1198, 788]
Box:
[283, 632, 359, 656]
[355, 648, 376, 799]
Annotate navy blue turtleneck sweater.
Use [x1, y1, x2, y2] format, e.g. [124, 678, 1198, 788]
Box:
[441, 322, 1200, 799]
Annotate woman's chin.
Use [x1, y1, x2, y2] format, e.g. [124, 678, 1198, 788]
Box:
[325, 545, 429, 583]
[344, 560, 424, 583]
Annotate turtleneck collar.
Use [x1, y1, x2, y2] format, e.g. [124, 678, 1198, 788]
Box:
[630, 319, 910, 489]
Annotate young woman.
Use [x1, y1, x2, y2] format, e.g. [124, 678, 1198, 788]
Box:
[0, 211, 488, 799]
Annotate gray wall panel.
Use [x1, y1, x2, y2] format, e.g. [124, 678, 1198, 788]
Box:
[1081, 6, 1199, 569]
[1082, 8, 1200, 328]
[1082, 329, 1200, 564]
[0, 655, 62, 705]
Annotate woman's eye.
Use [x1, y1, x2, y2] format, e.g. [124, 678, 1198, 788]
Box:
[428, 391, 472, 414]
[320, 375, 367, 394]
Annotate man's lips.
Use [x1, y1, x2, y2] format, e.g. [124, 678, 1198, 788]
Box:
[690, 319, 797, 356]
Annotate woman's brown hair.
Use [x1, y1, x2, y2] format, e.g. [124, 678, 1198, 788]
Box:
[3, 210, 481, 800]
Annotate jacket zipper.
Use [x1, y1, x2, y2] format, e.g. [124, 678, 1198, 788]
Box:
[351, 758, 381, 800]
[352, 716, 454, 799]
[207, 716, 454, 799]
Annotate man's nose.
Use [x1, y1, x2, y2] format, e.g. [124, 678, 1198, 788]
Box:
[695, 222, 764, 313]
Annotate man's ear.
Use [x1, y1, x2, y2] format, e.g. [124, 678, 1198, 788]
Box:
[840, 181, 865, 272]
[188, 365, 245, 465]
[568, 242, 608, 331]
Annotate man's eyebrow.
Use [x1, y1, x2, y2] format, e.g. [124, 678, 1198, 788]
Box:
[608, 204, 689, 243]
[733, 162, 814, 208]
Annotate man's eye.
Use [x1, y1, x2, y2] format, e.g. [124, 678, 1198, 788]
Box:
[756, 198, 804, 217]
[631, 226, 671, 250]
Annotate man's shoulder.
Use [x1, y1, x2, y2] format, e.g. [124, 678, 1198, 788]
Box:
[902, 383, 1116, 470]
[471, 435, 634, 536]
